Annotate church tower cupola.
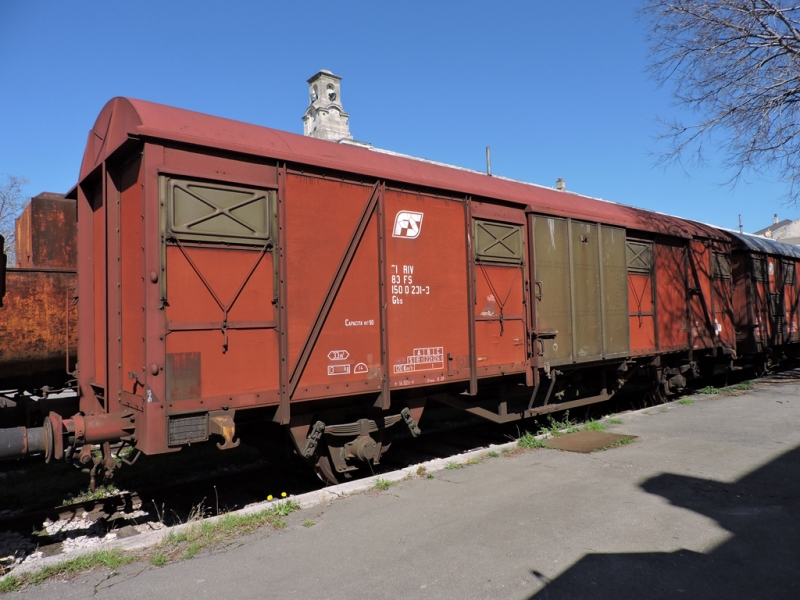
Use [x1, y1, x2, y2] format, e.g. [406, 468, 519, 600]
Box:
[302, 70, 353, 142]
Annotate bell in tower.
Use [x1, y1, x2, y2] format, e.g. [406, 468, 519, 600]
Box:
[302, 70, 353, 142]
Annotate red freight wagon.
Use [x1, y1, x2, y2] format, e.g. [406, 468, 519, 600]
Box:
[0, 98, 735, 483]
[726, 231, 800, 365]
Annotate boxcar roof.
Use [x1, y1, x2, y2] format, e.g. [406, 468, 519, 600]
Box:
[724, 230, 800, 259]
[76, 97, 725, 241]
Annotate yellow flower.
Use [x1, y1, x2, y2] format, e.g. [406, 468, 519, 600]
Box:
[267, 495, 273, 501]
[281, 492, 287, 498]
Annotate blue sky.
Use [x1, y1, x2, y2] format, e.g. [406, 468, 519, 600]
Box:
[0, 0, 796, 232]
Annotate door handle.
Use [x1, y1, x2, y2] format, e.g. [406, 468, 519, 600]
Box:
[534, 280, 543, 301]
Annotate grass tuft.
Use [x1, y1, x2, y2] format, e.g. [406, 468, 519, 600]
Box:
[302, 520, 315, 528]
[158, 500, 300, 561]
[538, 411, 579, 437]
[150, 552, 168, 566]
[584, 420, 607, 432]
[735, 380, 755, 391]
[679, 398, 694, 405]
[598, 437, 636, 451]
[607, 418, 623, 425]
[416, 465, 427, 477]
[0, 576, 19, 594]
[373, 478, 395, 491]
[486, 451, 500, 458]
[1, 549, 135, 592]
[464, 457, 483, 466]
[62, 484, 120, 506]
[518, 432, 547, 449]
[698, 386, 721, 395]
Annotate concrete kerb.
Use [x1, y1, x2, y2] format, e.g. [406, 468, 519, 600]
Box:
[1, 390, 711, 581]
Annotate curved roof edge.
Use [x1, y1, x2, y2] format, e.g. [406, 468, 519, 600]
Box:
[77, 97, 725, 241]
[723, 229, 800, 259]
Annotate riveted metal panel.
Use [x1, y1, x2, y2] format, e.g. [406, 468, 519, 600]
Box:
[571, 221, 602, 360]
[474, 219, 523, 263]
[168, 179, 273, 245]
[600, 226, 629, 356]
[532, 216, 572, 362]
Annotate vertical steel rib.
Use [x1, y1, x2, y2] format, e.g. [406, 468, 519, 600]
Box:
[464, 196, 478, 395]
[376, 182, 391, 410]
[275, 165, 290, 424]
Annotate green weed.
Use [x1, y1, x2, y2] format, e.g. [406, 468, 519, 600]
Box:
[584, 420, 607, 432]
[598, 437, 636, 451]
[445, 461, 464, 470]
[606, 418, 623, 425]
[464, 457, 483, 466]
[62, 484, 120, 506]
[735, 381, 755, 391]
[302, 520, 315, 527]
[0, 576, 19, 594]
[0, 550, 134, 592]
[416, 465, 427, 476]
[158, 500, 300, 560]
[150, 552, 168, 566]
[538, 411, 579, 437]
[679, 398, 694, 405]
[486, 451, 500, 458]
[518, 432, 547, 449]
[698, 386, 721, 395]
[373, 478, 395, 491]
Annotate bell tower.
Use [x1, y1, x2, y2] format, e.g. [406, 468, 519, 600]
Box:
[302, 70, 353, 142]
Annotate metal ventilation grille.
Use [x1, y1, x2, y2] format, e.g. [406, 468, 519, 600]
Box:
[626, 241, 653, 274]
[167, 178, 273, 245]
[713, 253, 732, 280]
[474, 220, 523, 263]
[168, 413, 209, 446]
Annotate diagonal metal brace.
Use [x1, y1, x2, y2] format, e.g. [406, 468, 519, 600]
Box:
[169, 236, 271, 352]
[289, 183, 381, 397]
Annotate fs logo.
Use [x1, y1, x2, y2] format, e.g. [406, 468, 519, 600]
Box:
[392, 211, 424, 239]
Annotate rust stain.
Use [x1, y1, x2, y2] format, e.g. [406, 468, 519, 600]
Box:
[0, 270, 77, 377]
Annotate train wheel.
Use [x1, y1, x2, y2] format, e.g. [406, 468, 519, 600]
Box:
[314, 455, 340, 486]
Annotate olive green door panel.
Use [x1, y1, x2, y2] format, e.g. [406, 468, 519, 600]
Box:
[532, 216, 630, 365]
[532, 216, 572, 362]
[600, 226, 630, 357]
[571, 221, 602, 361]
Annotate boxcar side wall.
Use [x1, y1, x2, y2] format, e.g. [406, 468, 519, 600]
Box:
[71, 133, 736, 462]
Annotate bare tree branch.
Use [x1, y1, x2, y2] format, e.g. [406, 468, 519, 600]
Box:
[0, 175, 30, 266]
[642, 0, 800, 203]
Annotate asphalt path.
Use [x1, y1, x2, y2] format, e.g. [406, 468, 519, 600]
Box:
[14, 374, 800, 599]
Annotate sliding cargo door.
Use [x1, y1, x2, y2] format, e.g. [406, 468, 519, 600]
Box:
[531, 216, 628, 365]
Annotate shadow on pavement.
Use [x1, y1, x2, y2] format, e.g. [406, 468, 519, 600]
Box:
[528, 444, 800, 599]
